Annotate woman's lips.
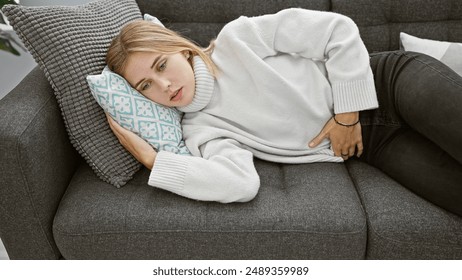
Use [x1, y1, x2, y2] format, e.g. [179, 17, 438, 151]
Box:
[170, 88, 183, 101]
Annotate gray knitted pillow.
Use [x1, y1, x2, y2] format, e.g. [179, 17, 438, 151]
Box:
[2, 0, 143, 187]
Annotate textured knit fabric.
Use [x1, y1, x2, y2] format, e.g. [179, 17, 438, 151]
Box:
[149, 8, 378, 202]
[177, 57, 215, 113]
[2, 0, 142, 187]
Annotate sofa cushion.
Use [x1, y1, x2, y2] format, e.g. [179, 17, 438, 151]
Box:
[346, 159, 462, 259]
[53, 160, 366, 259]
[400, 32, 462, 76]
[2, 0, 143, 188]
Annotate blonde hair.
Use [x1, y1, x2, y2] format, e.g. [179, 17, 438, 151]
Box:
[106, 20, 218, 76]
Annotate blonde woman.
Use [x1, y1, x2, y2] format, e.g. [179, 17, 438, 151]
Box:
[106, 8, 462, 216]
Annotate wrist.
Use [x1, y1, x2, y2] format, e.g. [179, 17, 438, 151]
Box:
[142, 150, 157, 170]
[333, 112, 359, 127]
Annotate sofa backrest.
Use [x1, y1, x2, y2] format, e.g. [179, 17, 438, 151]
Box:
[136, 0, 462, 53]
[136, 0, 331, 47]
[332, 0, 462, 52]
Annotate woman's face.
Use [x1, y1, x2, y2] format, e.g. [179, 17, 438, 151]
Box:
[122, 51, 195, 107]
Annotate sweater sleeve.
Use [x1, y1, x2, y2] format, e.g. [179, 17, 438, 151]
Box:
[218, 8, 378, 114]
[148, 138, 260, 203]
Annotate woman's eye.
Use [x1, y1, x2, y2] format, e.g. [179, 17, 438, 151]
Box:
[159, 62, 167, 71]
[141, 82, 151, 91]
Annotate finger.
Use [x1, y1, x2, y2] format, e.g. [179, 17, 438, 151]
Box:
[348, 146, 356, 157]
[106, 116, 127, 139]
[339, 143, 351, 159]
[356, 142, 364, 158]
[333, 145, 344, 158]
[106, 114, 120, 129]
[105, 113, 113, 126]
[105, 115, 131, 146]
[309, 131, 327, 148]
[106, 114, 119, 132]
[105, 113, 113, 123]
[107, 119, 121, 138]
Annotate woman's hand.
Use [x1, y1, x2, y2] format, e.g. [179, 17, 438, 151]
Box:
[309, 112, 363, 159]
[106, 114, 157, 169]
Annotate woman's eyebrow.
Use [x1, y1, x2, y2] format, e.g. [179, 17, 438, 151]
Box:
[134, 55, 164, 88]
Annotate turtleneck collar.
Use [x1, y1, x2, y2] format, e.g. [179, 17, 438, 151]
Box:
[177, 56, 215, 113]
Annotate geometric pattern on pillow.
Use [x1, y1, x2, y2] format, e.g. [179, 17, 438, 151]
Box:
[87, 67, 191, 155]
[2, 0, 143, 187]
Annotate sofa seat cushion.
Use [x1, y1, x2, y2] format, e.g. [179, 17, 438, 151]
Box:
[53, 159, 366, 259]
[346, 159, 462, 259]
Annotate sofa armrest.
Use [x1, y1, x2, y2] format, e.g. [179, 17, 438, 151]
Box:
[0, 66, 79, 259]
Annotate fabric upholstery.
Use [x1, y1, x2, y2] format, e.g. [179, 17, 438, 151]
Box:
[2, 0, 143, 187]
[136, 0, 331, 47]
[54, 159, 366, 259]
[332, 0, 462, 52]
[1, 0, 462, 260]
[0, 67, 79, 259]
[346, 159, 462, 259]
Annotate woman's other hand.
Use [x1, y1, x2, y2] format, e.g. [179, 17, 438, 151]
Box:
[106, 114, 157, 169]
[309, 112, 363, 160]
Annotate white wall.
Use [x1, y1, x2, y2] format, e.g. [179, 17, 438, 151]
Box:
[0, 31, 37, 99]
[0, 0, 95, 99]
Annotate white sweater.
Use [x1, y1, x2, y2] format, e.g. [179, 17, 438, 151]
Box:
[148, 8, 378, 203]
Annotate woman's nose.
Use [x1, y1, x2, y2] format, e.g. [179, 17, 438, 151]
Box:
[158, 77, 171, 92]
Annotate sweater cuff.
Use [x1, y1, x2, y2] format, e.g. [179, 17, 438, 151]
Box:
[148, 151, 189, 193]
[332, 78, 378, 114]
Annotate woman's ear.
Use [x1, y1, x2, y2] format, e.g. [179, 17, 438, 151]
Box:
[183, 50, 191, 60]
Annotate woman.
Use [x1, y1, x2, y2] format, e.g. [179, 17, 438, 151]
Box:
[106, 8, 462, 216]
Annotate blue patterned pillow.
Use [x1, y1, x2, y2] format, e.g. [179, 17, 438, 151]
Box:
[87, 67, 191, 155]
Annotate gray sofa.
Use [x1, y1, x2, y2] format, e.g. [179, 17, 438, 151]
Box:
[1, 0, 461, 260]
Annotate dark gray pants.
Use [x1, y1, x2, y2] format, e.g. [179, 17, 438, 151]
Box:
[359, 51, 462, 216]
